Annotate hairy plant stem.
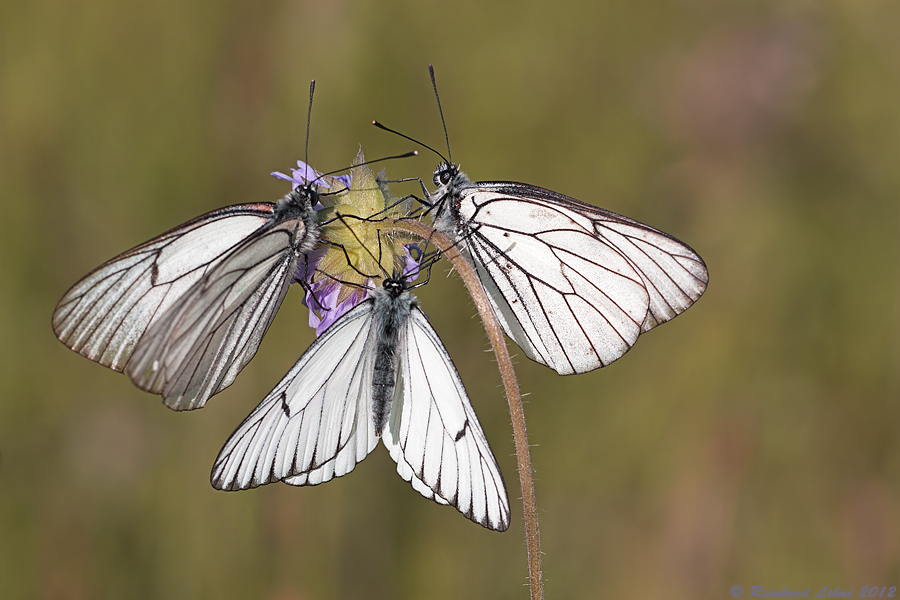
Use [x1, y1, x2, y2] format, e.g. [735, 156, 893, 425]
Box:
[386, 220, 544, 600]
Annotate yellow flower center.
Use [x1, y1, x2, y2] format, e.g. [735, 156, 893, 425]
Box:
[312, 149, 416, 303]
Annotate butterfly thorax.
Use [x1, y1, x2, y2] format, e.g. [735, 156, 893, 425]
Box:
[273, 185, 320, 252]
[431, 162, 472, 238]
[371, 281, 417, 433]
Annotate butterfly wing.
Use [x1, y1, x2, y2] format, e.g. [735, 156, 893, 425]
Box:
[382, 305, 510, 531]
[211, 300, 380, 491]
[52, 204, 276, 371]
[456, 181, 708, 375]
[125, 217, 314, 410]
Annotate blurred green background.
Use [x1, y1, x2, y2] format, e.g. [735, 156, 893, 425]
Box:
[3, 0, 899, 598]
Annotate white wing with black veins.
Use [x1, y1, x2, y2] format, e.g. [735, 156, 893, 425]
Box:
[382, 306, 510, 532]
[52, 204, 276, 372]
[211, 301, 380, 491]
[125, 218, 310, 410]
[457, 182, 708, 375]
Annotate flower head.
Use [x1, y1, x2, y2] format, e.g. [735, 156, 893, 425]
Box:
[277, 149, 418, 335]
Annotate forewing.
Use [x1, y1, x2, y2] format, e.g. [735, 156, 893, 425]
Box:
[211, 301, 379, 491]
[460, 182, 707, 374]
[586, 208, 709, 332]
[461, 188, 649, 374]
[125, 218, 308, 410]
[52, 204, 275, 371]
[382, 306, 510, 531]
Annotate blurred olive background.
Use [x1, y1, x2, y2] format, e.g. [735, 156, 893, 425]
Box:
[3, 0, 899, 598]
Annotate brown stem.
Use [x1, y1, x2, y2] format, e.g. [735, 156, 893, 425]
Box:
[386, 220, 543, 600]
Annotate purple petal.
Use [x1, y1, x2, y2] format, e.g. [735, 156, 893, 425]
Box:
[307, 284, 374, 336]
[313, 289, 360, 335]
[293, 161, 315, 182]
[306, 283, 341, 331]
[271, 171, 295, 182]
[272, 160, 352, 191]
[402, 245, 422, 277]
[333, 173, 352, 188]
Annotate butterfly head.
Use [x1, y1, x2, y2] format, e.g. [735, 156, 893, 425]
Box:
[382, 276, 408, 299]
[276, 181, 319, 221]
[432, 162, 460, 188]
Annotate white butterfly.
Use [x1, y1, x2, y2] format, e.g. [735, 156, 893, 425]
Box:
[211, 273, 511, 532]
[52, 185, 321, 410]
[371, 66, 708, 375]
[428, 165, 709, 375]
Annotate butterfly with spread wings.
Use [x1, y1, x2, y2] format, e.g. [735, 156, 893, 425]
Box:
[50, 80, 350, 411]
[211, 267, 510, 531]
[377, 66, 709, 376]
[52, 183, 322, 410]
[428, 165, 709, 375]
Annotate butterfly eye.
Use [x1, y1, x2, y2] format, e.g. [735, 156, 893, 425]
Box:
[432, 164, 454, 187]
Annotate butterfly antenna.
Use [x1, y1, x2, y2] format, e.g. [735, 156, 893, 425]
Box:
[317, 151, 419, 183]
[372, 121, 448, 165]
[429, 64, 452, 165]
[304, 80, 315, 183]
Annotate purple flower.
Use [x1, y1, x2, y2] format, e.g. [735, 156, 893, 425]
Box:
[279, 150, 419, 337]
[271, 160, 352, 191]
[297, 244, 422, 336]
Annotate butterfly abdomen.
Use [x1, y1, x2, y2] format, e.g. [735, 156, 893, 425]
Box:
[371, 285, 414, 434]
[372, 332, 397, 434]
